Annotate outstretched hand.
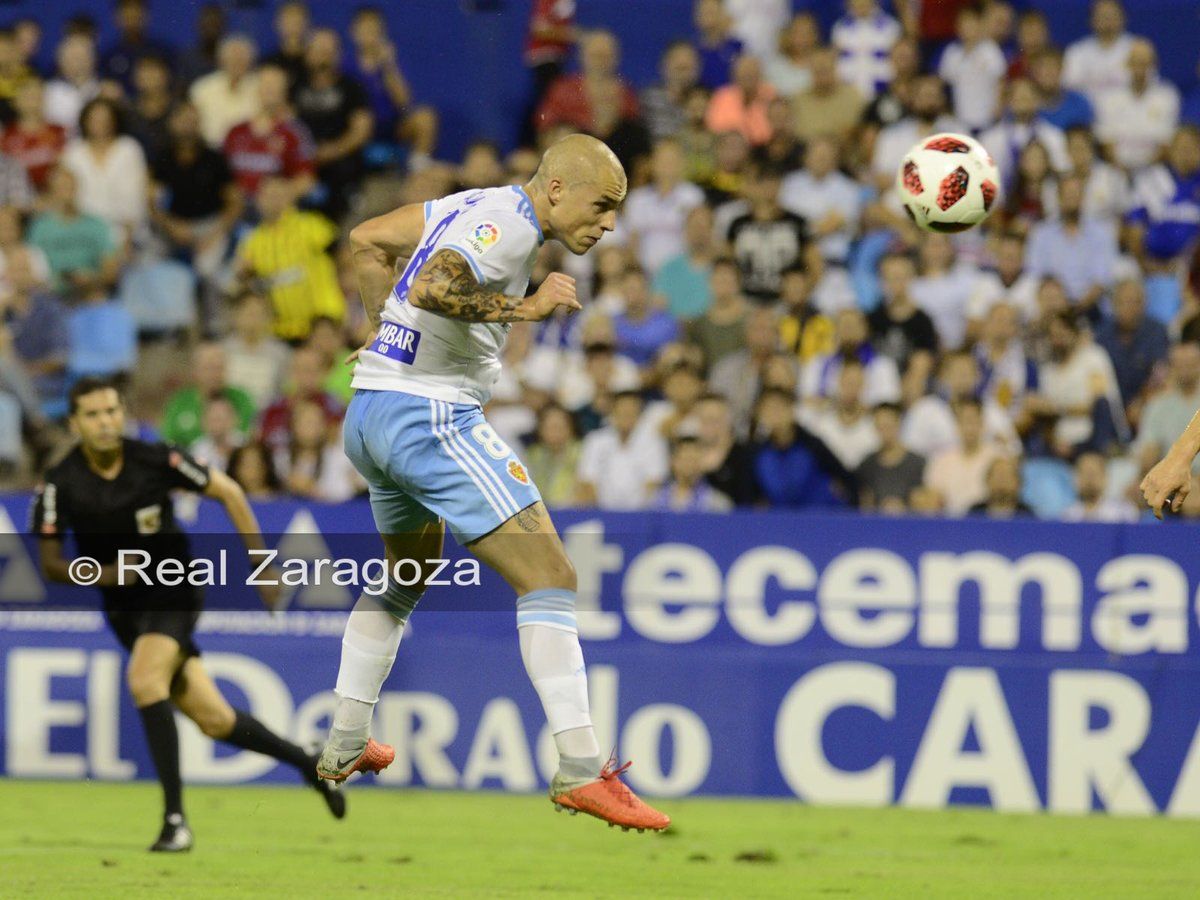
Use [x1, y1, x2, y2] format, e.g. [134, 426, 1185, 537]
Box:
[1141, 453, 1192, 519]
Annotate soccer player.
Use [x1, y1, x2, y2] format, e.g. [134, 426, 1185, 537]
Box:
[317, 133, 670, 832]
[32, 378, 346, 852]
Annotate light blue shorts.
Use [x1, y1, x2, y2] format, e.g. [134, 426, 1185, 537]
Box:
[343, 389, 542, 543]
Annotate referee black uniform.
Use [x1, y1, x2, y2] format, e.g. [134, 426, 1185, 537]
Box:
[31, 418, 344, 851]
[32, 439, 211, 655]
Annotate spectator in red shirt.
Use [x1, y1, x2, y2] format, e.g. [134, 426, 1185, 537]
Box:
[2, 77, 65, 190]
[1006, 9, 1052, 81]
[524, 0, 577, 141]
[257, 344, 343, 453]
[222, 63, 316, 204]
[535, 30, 638, 135]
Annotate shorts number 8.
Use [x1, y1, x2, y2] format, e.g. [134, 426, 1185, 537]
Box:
[471, 424, 512, 460]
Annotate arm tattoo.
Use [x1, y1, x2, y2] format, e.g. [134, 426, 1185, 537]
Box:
[410, 249, 527, 323]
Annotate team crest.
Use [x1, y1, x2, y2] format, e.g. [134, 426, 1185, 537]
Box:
[507, 460, 529, 484]
[466, 221, 501, 254]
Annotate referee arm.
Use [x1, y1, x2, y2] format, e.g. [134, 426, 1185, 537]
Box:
[1141, 409, 1200, 518]
[205, 468, 281, 610]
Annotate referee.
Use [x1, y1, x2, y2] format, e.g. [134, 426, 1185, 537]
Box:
[31, 378, 345, 852]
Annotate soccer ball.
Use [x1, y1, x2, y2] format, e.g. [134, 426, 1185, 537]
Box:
[896, 133, 1001, 233]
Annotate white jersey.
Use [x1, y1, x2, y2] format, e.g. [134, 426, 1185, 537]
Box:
[352, 186, 543, 406]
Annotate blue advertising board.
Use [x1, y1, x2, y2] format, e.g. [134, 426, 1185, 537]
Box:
[4, 493, 1200, 816]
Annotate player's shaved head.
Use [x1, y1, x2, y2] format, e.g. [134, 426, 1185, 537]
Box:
[533, 133, 626, 194]
[527, 134, 627, 255]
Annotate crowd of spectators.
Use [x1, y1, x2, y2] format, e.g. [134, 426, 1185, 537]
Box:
[4, 0, 1200, 524]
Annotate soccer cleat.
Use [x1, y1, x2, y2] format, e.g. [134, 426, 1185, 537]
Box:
[306, 754, 348, 818]
[149, 814, 193, 853]
[315, 737, 395, 783]
[549, 754, 670, 832]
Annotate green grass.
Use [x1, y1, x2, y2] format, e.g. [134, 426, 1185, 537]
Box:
[2, 780, 1199, 898]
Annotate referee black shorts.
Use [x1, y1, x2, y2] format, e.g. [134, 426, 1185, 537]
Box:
[103, 589, 204, 658]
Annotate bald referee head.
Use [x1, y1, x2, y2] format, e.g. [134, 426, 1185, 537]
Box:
[527, 134, 628, 255]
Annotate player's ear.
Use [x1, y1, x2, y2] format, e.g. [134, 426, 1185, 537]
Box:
[547, 177, 564, 205]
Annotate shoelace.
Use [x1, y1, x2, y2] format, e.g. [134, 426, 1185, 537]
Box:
[598, 755, 637, 807]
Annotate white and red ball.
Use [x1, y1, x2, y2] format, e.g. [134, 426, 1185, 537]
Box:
[896, 132, 1001, 233]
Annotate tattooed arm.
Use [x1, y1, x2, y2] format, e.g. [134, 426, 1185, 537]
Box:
[348, 203, 427, 329]
[409, 249, 580, 323]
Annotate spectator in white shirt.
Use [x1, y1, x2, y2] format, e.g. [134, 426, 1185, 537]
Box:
[903, 351, 1022, 459]
[61, 97, 148, 237]
[924, 398, 1001, 516]
[1095, 38, 1180, 173]
[802, 308, 901, 407]
[871, 74, 961, 191]
[620, 137, 705, 277]
[799, 358, 880, 470]
[724, 0, 791, 63]
[1061, 451, 1138, 522]
[831, 0, 901, 100]
[967, 232, 1039, 330]
[1062, 0, 1134, 103]
[222, 290, 290, 410]
[44, 33, 101, 135]
[1064, 126, 1131, 224]
[189, 34, 260, 148]
[980, 77, 1070, 183]
[779, 136, 860, 265]
[1025, 310, 1126, 456]
[764, 12, 819, 99]
[974, 302, 1038, 418]
[576, 390, 669, 509]
[910, 234, 976, 352]
[937, 4, 1006, 132]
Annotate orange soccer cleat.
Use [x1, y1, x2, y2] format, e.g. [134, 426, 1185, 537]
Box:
[549, 755, 671, 833]
[316, 737, 396, 783]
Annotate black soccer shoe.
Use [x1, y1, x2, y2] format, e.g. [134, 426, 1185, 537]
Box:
[308, 754, 348, 819]
[149, 814, 194, 852]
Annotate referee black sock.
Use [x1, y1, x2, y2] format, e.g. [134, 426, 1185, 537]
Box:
[137, 700, 184, 818]
[226, 710, 315, 782]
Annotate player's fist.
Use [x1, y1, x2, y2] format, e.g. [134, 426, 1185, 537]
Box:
[526, 272, 581, 321]
[1141, 452, 1192, 519]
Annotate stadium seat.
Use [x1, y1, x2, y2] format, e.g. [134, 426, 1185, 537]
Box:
[1020, 458, 1077, 520]
[67, 300, 137, 378]
[119, 259, 197, 335]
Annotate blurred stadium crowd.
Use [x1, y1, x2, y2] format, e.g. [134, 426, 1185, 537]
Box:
[3, 0, 1200, 522]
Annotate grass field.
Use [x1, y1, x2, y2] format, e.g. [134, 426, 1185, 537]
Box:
[3, 780, 1199, 899]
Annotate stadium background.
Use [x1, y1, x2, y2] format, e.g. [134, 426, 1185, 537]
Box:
[3, 0, 1200, 836]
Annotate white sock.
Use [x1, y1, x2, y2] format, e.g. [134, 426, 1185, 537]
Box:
[332, 593, 406, 737]
[519, 622, 600, 763]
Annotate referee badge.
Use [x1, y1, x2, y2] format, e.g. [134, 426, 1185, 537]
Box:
[135, 504, 163, 535]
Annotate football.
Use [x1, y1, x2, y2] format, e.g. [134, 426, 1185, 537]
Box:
[896, 132, 1001, 233]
